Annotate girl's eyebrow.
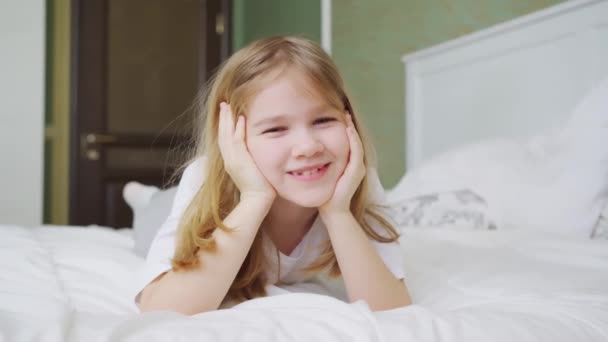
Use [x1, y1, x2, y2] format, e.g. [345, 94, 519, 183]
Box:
[252, 114, 288, 128]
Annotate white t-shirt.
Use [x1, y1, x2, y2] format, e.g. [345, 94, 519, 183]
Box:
[133, 157, 404, 305]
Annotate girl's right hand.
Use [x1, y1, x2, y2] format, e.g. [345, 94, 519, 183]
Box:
[218, 102, 276, 204]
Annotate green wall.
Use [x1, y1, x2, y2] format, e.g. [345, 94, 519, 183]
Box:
[231, 0, 567, 188]
[332, 0, 566, 188]
[232, 0, 321, 50]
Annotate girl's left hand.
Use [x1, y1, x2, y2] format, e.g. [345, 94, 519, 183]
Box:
[319, 114, 366, 215]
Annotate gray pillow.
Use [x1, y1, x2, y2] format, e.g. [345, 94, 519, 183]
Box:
[123, 182, 177, 258]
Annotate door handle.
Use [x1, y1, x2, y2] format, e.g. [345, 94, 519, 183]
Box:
[80, 133, 118, 161]
[84, 133, 118, 144]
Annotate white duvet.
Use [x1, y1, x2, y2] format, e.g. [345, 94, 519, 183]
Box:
[1, 224, 607, 342]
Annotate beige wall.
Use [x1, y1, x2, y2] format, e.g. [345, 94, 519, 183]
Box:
[45, 0, 70, 224]
[332, 0, 566, 187]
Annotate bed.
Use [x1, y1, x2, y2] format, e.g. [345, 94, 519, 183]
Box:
[2, 0, 608, 341]
[2, 223, 607, 341]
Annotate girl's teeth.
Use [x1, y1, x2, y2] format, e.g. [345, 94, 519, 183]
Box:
[296, 167, 322, 176]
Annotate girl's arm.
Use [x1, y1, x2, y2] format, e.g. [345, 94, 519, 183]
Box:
[320, 114, 410, 311]
[140, 103, 276, 315]
[320, 211, 411, 311]
[139, 195, 273, 315]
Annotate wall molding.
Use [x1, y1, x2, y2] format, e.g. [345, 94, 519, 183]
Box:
[321, 0, 332, 54]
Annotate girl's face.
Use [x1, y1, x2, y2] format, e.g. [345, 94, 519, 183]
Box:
[244, 70, 349, 208]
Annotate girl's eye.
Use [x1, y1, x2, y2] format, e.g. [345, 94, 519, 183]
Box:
[314, 117, 336, 125]
[262, 127, 286, 134]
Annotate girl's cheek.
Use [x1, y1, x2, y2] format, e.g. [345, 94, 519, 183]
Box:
[249, 141, 283, 171]
[245, 139, 264, 163]
[334, 128, 350, 151]
[339, 134, 351, 164]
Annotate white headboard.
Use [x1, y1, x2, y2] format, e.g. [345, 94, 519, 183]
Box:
[401, 0, 608, 170]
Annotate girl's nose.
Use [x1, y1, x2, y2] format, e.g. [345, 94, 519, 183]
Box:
[292, 131, 324, 158]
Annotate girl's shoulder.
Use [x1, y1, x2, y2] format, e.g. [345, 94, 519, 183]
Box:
[170, 156, 208, 205]
[366, 167, 387, 205]
[179, 156, 208, 186]
[183, 155, 207, 175]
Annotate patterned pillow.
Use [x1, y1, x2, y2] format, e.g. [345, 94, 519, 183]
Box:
[591, 205, 608, 239]
[388, 189, 497, 230]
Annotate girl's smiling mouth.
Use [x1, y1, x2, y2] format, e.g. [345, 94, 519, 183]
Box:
[287, 163, 331, 181]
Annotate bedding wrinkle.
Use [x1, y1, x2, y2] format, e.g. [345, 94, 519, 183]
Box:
[0, 237, 71, 342]
[1, 224, 607, 341]
[31, 227, 73, 309]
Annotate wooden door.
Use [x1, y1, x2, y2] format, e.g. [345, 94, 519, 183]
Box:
[69, 0, 231, 227]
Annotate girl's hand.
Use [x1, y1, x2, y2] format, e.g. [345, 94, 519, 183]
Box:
[218, 102, 276, 203]
[319, 114, 366, 215]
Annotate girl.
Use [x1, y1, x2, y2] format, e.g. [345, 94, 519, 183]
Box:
[134, 36, 411, 315]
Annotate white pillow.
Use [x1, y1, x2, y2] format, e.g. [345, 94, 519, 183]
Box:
[388, 77, 608, 237]
[123, 182, 177, 258]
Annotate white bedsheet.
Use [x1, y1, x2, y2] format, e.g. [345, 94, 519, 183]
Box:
[1, 224, 607, 341]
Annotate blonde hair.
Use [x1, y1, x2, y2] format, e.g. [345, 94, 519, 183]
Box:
[171, 36, 399, 303]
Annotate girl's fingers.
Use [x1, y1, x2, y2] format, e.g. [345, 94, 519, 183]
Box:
[224, 103, 235, 135]
[218, 102, 249, 167]
[346, 115, 363, 164]
[218, 102, 236, 160]
[217, 104, 226, 148]
[218, 103, 230, 152]
[234, 114, 245, 142]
